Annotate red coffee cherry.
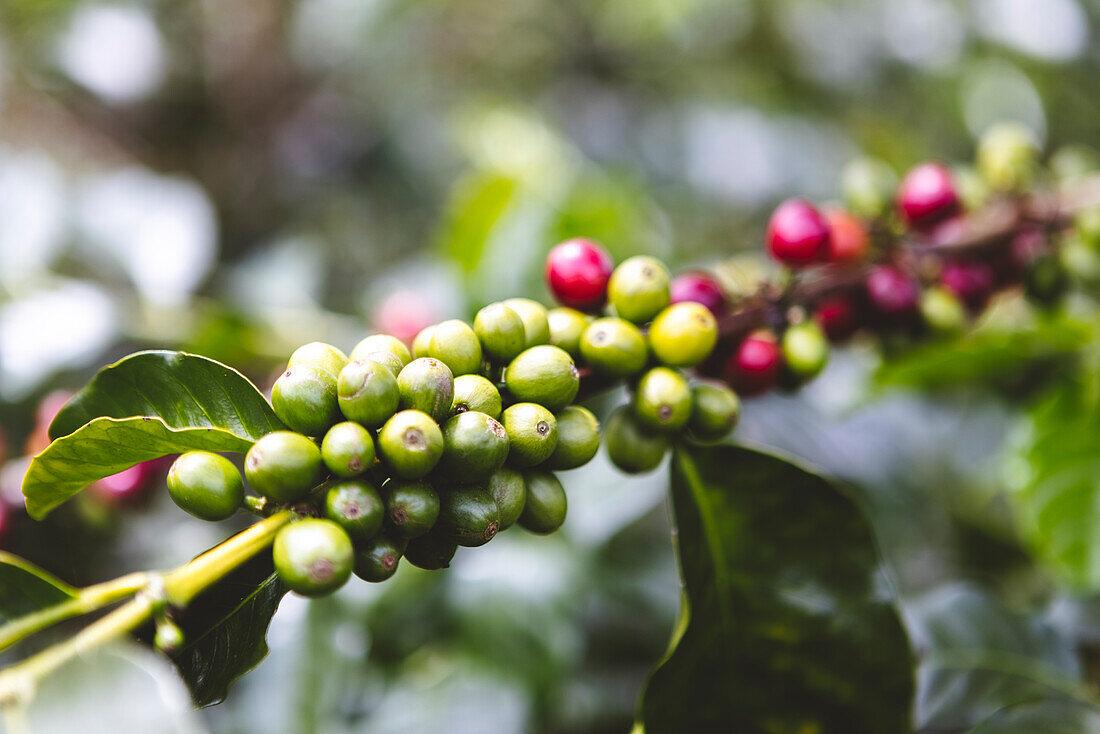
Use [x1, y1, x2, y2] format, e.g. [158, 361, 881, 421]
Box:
[0, 502, 13, 547]
[815, 295, 859, 342]
[822, 207, 869, 262]
[669, 271, 726, 316]
[866, 265, 920, 318]
[765, 199, 830, 267]
[89, 461, 158, 507]
[724, 331, 782, 396]
[940, 260, 994, 312]
[897, 162, 960, 229]
[545, 238, 615, 312]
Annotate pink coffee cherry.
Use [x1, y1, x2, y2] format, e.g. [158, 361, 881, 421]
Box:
[815, 295, 860, 342]
[545, 238, 615, 312]
[941, 260, 994, 311]
[670, 271, 726, 316]
[766, 199, 831, 267]
[866, 265, 920, 317]
[897, 162, 960, 229]
[724, 331, 782, 396]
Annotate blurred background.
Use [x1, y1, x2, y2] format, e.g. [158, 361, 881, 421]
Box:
[2, 0, 1100, 732]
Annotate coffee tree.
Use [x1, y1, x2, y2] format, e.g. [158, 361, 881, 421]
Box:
[3, 121, 1100, 731]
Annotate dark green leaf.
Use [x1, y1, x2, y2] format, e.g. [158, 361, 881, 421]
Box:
[24, 417, 254, 520]
[968, 700, 1100, 733]
[49, 350, 283, 441]
[639, 444, 913, 733]
[0, 551, 76, 623]
[168, 553, 287, 707]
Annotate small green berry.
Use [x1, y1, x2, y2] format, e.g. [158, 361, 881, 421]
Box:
[378, 410, 444, 479]
[840, 156, 898, 220]
[648, 303, 718, 368]
[349, 334, 412, 367]
[288, 342, 348, 381]
[605, 405, 668, 474]
[397, 358, 455, 424]
[633, 367, 692, 433]
[687, 382, 740, 441]
[273, 519, 353, 597]
[271, 366, 341, 436]
[323, 480, 384, 541]
[381, 478, 440, 538]
[451, 374, 502, 418]
[354, 532, 406, 583]
[354, 350, 404, 378]
[337, 359, 400, 429]
[920, 287, 968, 335]
[501, 298, 550, 348]
[505, 345, 579, 410]
[245, 431, 324, 503]
[167, 451, 244, 521]
[977, 121, 1040, 192]
[412, 325, 436, 359]
[607, 256, 670, 323]
[781, 321, 830, 379]
[474, 303, 527, 362]
[155, 622, 185, 654]
[436, 485, 501, 547]
[428, 319, 483, 376]
[440, 411, 509, 482]
[547, 307, 589, 357]
[403, 532, 458, 570]
[579, 317, 648, 377]
[545, 406, 600, 470]
[321, 421, 375, 477]
[519, 471, 567, 535]
[501, 402, 558, 467]
[487, 467, 526, 530]
[953, 166, 991, 212]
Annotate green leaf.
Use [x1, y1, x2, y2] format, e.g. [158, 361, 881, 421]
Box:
[968, 701, 1100, 732]
[24, 417, 255, 520]
[437, 172, 518, 276]
[168, 553, 287, 707]
[50, 350, 283, 441]
[639, 444, 913, 733]
[0, 552, 76, 623]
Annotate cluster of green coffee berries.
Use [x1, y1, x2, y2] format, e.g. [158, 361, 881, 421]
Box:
[164, 275, 739, 597]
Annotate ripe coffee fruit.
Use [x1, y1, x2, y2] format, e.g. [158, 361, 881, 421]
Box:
[545, 238, 614, 312]
[545, 406, 600, 470]
[288, 342, 349, 380]
[940, 260, 994, 312]
[897, 162, 960, 229]
[547, 307, 589, 356]
[607, 256, 670, 323]
[501, 402, 559, 467]
[519, 471, 567, 535]
[245, 431, 324, 503]
[634, 367, 692, 433]
[354, 533, 406, 583]
[323, 480, 384, 541]
[648, 302, 718, 368]
[271, 366, 341, 436]
[815, 296, 859, 342]
[687, 382, 741, 441]
[823, 207, 869, 262]
[474, 303, 527, 362]
[378, 410, 445, 479]
[273, 519, 354, 597]
[505, 345, 580, 410]
[350, 334, 412, 367]
[866, 265, 920, 318]
[501, 298, 551, 348]
[381, 479, 439, 539]
[605, 405, 668, 474]
[167, 451, 244, 521]
[487, 467, 526, 530]
[337, 359, 400, 429]
[765, 199, 830, 266]
[428, 319, 483, 376]
[669, 271, 726, 316]
[579, 317, 648, 377]
[321, 421, 375, 478]
[437, 485, 501, 547]
[440, 411, 510, 481]
[724, 331, 782, 396]
[397, 358, 455, 424]
[451, 374, 503, 418]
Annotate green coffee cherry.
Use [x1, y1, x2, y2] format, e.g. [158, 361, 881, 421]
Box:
[412, 325, 436, 359]
[605, 405, 668, 474]
[381, 479, 440, 538]
[840, 156, 898, 219]
[354, 532, 407, 583]
[474, 303, 527, 362]
[321, 421, 375, 477]
[452, 374, 502, 418]
[428, 319, 483, 376]
[378, 410, 444, 479]
[505, 345, 579, 410]
[487, 467, 526, 530]
[167, 451, 244, 521]
[1061, 233, 1100, 286]
[501, 298, 551, 348]
[323, 480, 384, 541]
[953, 166, 991, 212]
[920, 287, 968, 335]
[154, 622, 185, 654]
[519, 471, 567, 535]
[580, 317, 648, 377]
[271, 366, 341, 437]
[354, 350, 404, 378]
[272, 519, 354, 597]
[1075, 207, 1100, 249]
[403, 532, 458, 570]
[781, 321, 829, 379]
[501, 402, 558, 467]
[545, 406, 600, 470]
[633, 367, 692, 433]
[349, 333, 412, 367]
[337, 359, 400, 429]
[397, 358, 455, 423]
[607, 256, 670, 323]
[245, 431, 324, 503]
[687, 382, 740, 441]
[288, 342, 348, 380]
[440, 411, 509, 482]
[547, 307, 588, 356]
[977, 121, 1040, 192]
[437, 485, 501, 547]
[648, 303, 718, 368]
